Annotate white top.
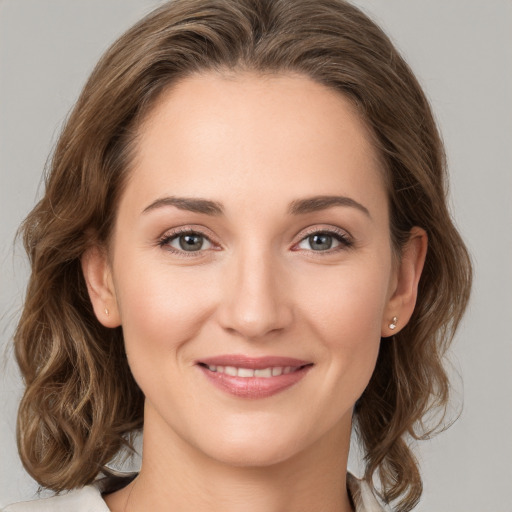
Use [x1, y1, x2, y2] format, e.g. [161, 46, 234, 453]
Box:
[1, 473, 386, 511]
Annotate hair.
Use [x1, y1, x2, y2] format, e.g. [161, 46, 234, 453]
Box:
[14, 1, 472, 510]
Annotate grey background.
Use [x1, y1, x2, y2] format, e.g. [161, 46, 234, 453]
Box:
[1, 1, 511, 510]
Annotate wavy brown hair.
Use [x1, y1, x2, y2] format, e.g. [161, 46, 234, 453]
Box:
[14, 0, 472, 510]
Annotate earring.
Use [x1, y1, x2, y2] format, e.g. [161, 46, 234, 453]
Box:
[104, 308, 110, 316]
[389, 316, 398, 330]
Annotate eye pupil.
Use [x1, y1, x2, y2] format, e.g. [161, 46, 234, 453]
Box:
[179, 234, 203, 251]
[309, 234, 332, 251]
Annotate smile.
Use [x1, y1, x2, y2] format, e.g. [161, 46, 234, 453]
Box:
[203, 365, 301, 377]
[196, 355, 313, 399]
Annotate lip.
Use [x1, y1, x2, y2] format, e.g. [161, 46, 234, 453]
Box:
[197, 354, 312, 369]
[196, 354, 313, 399]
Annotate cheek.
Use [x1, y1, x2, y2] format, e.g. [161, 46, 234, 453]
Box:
[112, 257, 217, 368]
[301, 261, 390, 339]
[296, 259, 391, 386]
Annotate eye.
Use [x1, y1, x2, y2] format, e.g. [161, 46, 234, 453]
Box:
[295, 230, 352, 252]
[160, 231, 213, 253]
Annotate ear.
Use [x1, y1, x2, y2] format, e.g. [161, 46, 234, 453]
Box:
[381, 227, 428, 337]
[81, 246, 121, 328]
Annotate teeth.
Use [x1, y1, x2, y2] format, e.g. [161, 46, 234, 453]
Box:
[254, 368, 272, 377]
[205, 365, 300, 377]
[238, 367, 255, 377]
[224, 366, 238, 376]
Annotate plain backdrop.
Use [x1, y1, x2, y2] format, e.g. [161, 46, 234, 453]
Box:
[1, 1, 511, 510]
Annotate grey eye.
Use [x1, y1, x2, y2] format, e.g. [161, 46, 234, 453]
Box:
[309, 234, 334, 251]
[169, 233, 212, 252]
[297, 233, 342, 251]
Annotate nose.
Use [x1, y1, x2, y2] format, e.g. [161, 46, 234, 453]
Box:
[217, 248, 294, 340]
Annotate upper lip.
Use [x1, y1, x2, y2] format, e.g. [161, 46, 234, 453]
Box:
[197, 354, 313, 369]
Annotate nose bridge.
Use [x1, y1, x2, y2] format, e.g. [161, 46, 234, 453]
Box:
[220, 242, 292, 339]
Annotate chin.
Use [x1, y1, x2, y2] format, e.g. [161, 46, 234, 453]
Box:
[196, 423, 314, 469]
[208, 441, 302, 469]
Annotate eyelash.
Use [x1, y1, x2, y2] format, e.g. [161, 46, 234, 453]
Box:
[157, 227, 218, 258]
[157, 226, 353, 257]
[292, 226, 354, 254]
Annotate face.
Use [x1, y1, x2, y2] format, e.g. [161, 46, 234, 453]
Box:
[87, 73, 409, 468]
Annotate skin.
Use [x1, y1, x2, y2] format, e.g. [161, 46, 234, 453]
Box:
[82, 72, 427, 512]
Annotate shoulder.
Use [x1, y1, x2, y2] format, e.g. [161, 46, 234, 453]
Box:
[1, 486, 107, 512]
[1, 473, 136, 512]
[4, 472, 382, 512]
[347, 473, 389, 512]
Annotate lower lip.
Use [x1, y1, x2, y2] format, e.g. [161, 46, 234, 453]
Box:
[197, 365, 312, 399]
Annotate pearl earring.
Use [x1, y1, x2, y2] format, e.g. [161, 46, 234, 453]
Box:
[104, 308, 110, 316]
[389, 316, 398, 330]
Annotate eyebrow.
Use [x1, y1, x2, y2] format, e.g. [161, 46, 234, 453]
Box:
[142, 196, 224, 215]
[288, 195, 371, 218]
[142, 194, 370, 218]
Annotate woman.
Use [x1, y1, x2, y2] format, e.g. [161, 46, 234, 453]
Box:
[4, 0, 472, 511]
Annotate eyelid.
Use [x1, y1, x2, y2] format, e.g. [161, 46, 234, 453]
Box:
[291, 225, 354, 252]
[156, 224, 353, 256]
[296, 224, 352, 241]
[157, 225, 221, 255]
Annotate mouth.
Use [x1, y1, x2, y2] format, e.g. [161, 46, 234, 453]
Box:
[196, 355, 314, 399]
[198, 362, 311, 378]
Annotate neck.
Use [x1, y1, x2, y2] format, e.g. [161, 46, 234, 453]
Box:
[115, 407, 354, 512]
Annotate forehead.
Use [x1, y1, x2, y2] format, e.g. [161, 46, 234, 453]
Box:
[123, 72, 387, 221]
